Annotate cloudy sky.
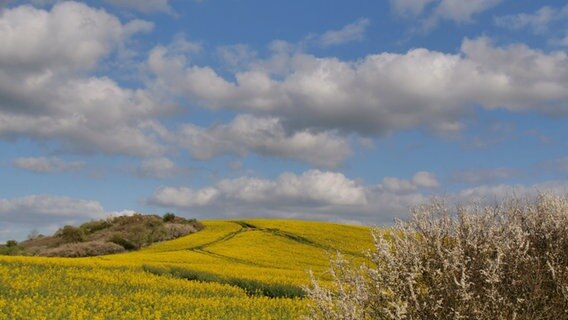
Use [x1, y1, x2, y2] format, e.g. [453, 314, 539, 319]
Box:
[1, 0, 567, 241]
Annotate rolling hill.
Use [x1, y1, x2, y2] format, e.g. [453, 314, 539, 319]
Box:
[0, 219, 374, 319]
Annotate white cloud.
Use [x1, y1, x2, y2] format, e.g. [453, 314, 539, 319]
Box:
[219, 170, 368, 206]
[107, 209, 137, 217]
[0, 195, 106, 224]
[412, 171, 440, 188]
[455, 181, 568, 205]
[495, 5, 568, 34]
[0, 2, 150, 72]
[391, 0, 502, 29]
[148, 169, 568, 225]
[149, 37, 568, 138]
[151, 170, 368, 209]
[382, 171, 440, 192]
[0, 2, 171, 157]
[150, 187, 220, 208]
[13, 157, 85, 173]
[104, 0, 173, 14]
[166, 34, 202, 56]
[433, 0, 501, 23]
[494, 4, 568, 48]
[148, 170, 428, 223]
[558, 36, 568, 48]
[178, 115, 351, 168]
[390, 0, 437, 17]
[381, 178, 416, 193]
[0, 195, 139, 242]
[0, 76, 169, 156]
[217, 44, 257, 71]
[451, 167, 518, 184]
[136, 157, 179, 179]
[0, 222, 60, 243]
[318, 18, 370, 47]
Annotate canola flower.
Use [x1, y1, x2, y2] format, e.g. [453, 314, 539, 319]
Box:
[0, 220, 372, 319]
[0, 259, 306, 319]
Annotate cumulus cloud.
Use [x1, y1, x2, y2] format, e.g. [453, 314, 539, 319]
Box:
[382, 171, 440, 192]
[455, 181, 568, 205]
[104, 0, 173, 14]
[136, 157, 180, 179]
[148, 37, 568, 138]
[151, 170, 368, 208]
[148, 170, 434, 223]
[0, 2, 151, 72]
[391, 0, 502, 30]
[495, 4, 568, 33]
[434, 0, 501, 23]
[0, 195, 106, 225]
[13, 157, 85, 173]
[148, 170, 568, 225]
[0, 195, 138, 242]
[317, 18, 371, 47]
[149, 187, 220, 208]
[0, 2, 171, 157]
[178, 115, 351, 168]
[390, 0, 437, 17]
[217, 44, 257, 71]
[495, 4, 568, 47]
[451, 167, 518, 184]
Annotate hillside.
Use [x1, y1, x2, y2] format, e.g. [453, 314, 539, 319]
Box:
[106, 219, 374, 287]
[0, 213, 203, 257]
[0, 219, 374, 319]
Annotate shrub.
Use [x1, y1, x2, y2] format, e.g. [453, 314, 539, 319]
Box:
[163, 212, 176, 222]
[164, 223, 197, 239]
[41, 241, 125, 257]
[123, 226, 147, 249]
[145, 218, 164, 229]
[306, 194, 568, 320]
[110, 234, 138, 251]
[143, 266, 306, 298]
[0, 240, 23, 256]
[227, 278, 306, 298]
[80, 220, 111, 234]
[58, 225, 85, 243]
[6, 240, 18, 247]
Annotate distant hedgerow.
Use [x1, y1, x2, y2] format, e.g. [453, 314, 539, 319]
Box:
[143, 265, 306, 299]
[306, 194, 568, 320]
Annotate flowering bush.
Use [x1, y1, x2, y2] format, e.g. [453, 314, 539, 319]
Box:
[306, 194, 568, 320]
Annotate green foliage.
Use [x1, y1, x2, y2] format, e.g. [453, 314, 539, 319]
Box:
[6, 240, 18, 247]
[0, 240, 23, 255]
[6, 213, 201, 257]
[145, 218, 164, 228]
[58, 226, 85, 243]
[227, 277, 306, 299]
[163, 212, 176, 222]
[80, 220, 111, 234]
[110, 234, 137, 251]
[143, 265, 306, 299]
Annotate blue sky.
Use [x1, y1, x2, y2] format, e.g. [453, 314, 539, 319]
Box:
[1, 0, 567, 241]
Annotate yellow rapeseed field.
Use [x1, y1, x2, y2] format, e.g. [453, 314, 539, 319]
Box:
[0, 219, 373, 319]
